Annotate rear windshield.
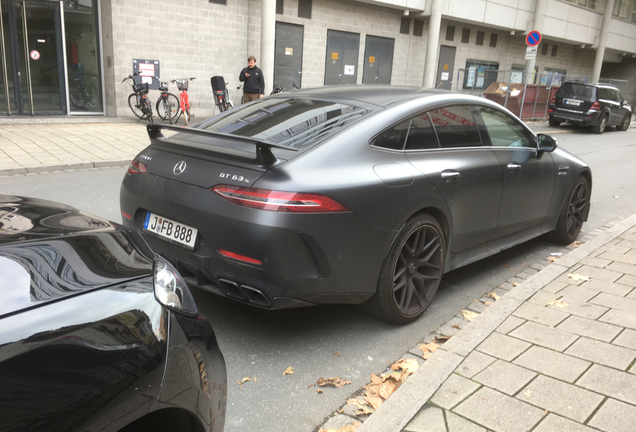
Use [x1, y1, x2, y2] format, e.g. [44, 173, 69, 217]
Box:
[202, 98, 370, 148]
[560, 83, 596, 100]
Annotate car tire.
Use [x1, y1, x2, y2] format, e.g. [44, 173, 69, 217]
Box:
[616, 113, 631, 131]
[547, 176, 590, 245]
[360, 214, 445, 324]
[549, 118, 561, 127]
[593, 114, 608, 134]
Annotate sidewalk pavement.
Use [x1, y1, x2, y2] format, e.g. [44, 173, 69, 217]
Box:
[2, 119, 636, 432]
[321, 215, 636, 432]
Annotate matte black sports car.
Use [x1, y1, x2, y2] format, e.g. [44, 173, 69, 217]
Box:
[120, 86, 591, 324]
[0, 195, 226, 432]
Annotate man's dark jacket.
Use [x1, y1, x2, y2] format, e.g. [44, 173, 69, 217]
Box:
[239, 66, 265, 94]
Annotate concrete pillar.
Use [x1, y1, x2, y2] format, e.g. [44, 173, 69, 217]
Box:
[422, 0, 442, 88]
[260, 0, 276, 96]
[526, 0, 547, 84]
[592, 0, 615, 83]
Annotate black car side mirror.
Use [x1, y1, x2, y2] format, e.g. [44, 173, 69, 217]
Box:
[537, 133, 557, 153]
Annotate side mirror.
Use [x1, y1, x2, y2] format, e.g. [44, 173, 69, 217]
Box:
[537, 133, 557, 153]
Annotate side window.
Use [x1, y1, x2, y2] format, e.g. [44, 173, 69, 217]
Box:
[597, 88, 608, 100]
[405, 113, 439, 150]
[429, 105, 481, 148]
[477, 106, 534, 148]
[612, 89, 623, 103]
[373, 119, 410, 150]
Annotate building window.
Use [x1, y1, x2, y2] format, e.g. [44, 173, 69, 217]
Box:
[476, 31, 484, 46]
[209, 0, 226, 4]
[542, 68, 567, 86]
[413, 20, 423, 37]
[446, 25, 455, 41]
[489, 33, 498, 47]
[551, 44, 558, 56]
[298, 0, 312, 19]
[400, 17, 411, 35]
[461, 28, 470, 43]
[276, 0, 284, 14]
[541, 43, 549, 55]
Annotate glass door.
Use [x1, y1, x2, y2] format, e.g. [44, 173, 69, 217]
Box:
[1, 0, 65, 115]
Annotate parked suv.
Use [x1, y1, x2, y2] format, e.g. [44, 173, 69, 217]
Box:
[548, 81, 631, 134]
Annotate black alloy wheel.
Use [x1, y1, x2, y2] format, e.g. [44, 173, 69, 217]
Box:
[593, 114, 608, 134]
[362, 214, 445, 324]
[617, 113, 631, 131]
[548, 176, 590, 245]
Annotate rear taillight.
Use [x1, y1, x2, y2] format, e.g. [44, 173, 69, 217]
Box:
[211, 185, 351, 213]
[218, 249, 262, 265]
[590, 101, 601, 111]
[127, 159, 147, 175]
[550, 94, 555, 104]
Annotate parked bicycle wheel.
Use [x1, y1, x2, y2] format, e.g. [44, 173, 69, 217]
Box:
[70, 84, 86, 109]
[183, 108, 190, 125]
[156, 93, 180, 121]
[128, 93, 143, 119]
[143, 97, 154, 123]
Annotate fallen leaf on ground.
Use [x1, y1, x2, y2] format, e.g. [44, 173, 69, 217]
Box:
[571, 241, 584, 248]
[317, 389, 323, 394]
[310, 377, 352, 388]
[320, 421, 362, 432]
[568, 273, 591, 281]
[333, 351, 341, 357]
[524, 390, 532, 398]
[461, 309, 480, 322]
[452, 325, 461, 329]
[283, 367, 294, 376]
[547, 256, 558, 263]
[512, 282, 519, 286]
[485, 301, 492, 306]
[418, 341, 440, 359]
[238, 376, 253, 388]
[391, 358, 419, 374]
[547, 300, 569, 308]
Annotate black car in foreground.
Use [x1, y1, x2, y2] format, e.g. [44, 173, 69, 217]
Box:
[548, 81, 631, 133]
[0, 195, 226, 432]
[121, 86, 592, 324]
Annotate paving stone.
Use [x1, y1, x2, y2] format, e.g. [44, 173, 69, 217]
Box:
[472, 359, 536, 396]
[475, 332, 531, 362]
[578, 256, 612, 269]
[598, 308, 636, 330]
[320, 414, 360, 431]
[548, 296, 608, 320]
[442, 412, 486, 432]
[430, 373, 481, 410]
[579, 279, 633, 297]
[591, 292, 636, 314]
[509, 321, 579, 352]
[577, 364, 636, 404]
[403, 405, 446, 432]
[573, 265, 623, 282]
[528, 290, 556, 306]
[627, 289, 636, 300]
[495, 316, 525, 335]
[555, 284, 599, 302]
[557, 315, 622, 342]
[466, 301, 488, 314]
[512, 302, 570, 327]
[587, 398, 636, 432]
[606, 261, 636, 277]
[454, 387, 544, 432]
[437, 323, 462, 338]
[613, 328, 636, 350]
[617, 273, 636, 288]
[533, 413, 601, 432]
[541, 280, 568, 293]
[517, 375, 604, 423]
[513, 345, 590, 383]
[455, 351, 497, 379]
[565, 336, 636, 370]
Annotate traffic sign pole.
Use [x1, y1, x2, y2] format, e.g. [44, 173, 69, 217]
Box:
[521, 30, 542, 120]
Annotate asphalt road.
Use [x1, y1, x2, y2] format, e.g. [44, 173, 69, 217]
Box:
[1, 126, 636, 431]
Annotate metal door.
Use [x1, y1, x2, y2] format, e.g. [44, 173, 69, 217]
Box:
[274, 22, 303, 91]
[436, 45, 455, 90]
[0, 0, 65, 115]
[325, 30, 359, 85]
[362, 35, 394, 84]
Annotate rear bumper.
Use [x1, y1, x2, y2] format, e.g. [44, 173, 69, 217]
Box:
[549, 105, 601, 126]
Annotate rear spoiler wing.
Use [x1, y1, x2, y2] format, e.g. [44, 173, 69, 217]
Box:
[147, 124, 298, 168]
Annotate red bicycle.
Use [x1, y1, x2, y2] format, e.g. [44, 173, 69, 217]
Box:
[171, 77, 196, 125]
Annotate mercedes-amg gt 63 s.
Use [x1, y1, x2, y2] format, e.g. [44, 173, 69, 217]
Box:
[120, 86, 591, 324]
[0, 194, 226, 432]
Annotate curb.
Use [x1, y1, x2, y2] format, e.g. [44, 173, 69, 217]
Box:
[0, 159, 131, 177]
[350, 213, 636, 432]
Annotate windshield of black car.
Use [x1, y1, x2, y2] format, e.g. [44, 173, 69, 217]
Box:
[561, 83, 595, 101]
[202, 98, 370, 148]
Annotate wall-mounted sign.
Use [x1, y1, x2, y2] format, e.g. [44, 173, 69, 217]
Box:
[132, 59, 160, 90]
[344, 65, 355, 75]
[285, 47, 293, 56]
[30, 50, 40, 60]
[526, 30, 542, 47]
[443, 64, 449, 71]
[525, 46, 537, 60]
[441, 72, 449, 81]
[368, 56, 375, 63]
[331, 52, 339, 60]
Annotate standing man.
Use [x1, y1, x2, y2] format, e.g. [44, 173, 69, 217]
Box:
[239, 56, 265, 102]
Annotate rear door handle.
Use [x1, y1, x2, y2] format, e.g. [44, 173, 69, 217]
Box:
[507, 162, 521, 172]
[441, 171, 460, 182]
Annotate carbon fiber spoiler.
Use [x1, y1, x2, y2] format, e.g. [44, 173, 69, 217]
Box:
[147, 124, 298, 168]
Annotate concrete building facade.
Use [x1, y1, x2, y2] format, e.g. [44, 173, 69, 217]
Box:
[1, 0, 635, 119]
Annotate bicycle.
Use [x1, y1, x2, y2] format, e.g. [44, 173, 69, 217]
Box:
[172, 77, 196, 125]
[70, 75, 98, 110]
[155, 81, 179, 124]
[123, 74, 153, 123]
[211, 76, 234, 113]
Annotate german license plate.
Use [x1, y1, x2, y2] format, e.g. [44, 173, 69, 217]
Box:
[565, 99, 581, 106]
[144, 212, 198, 248]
